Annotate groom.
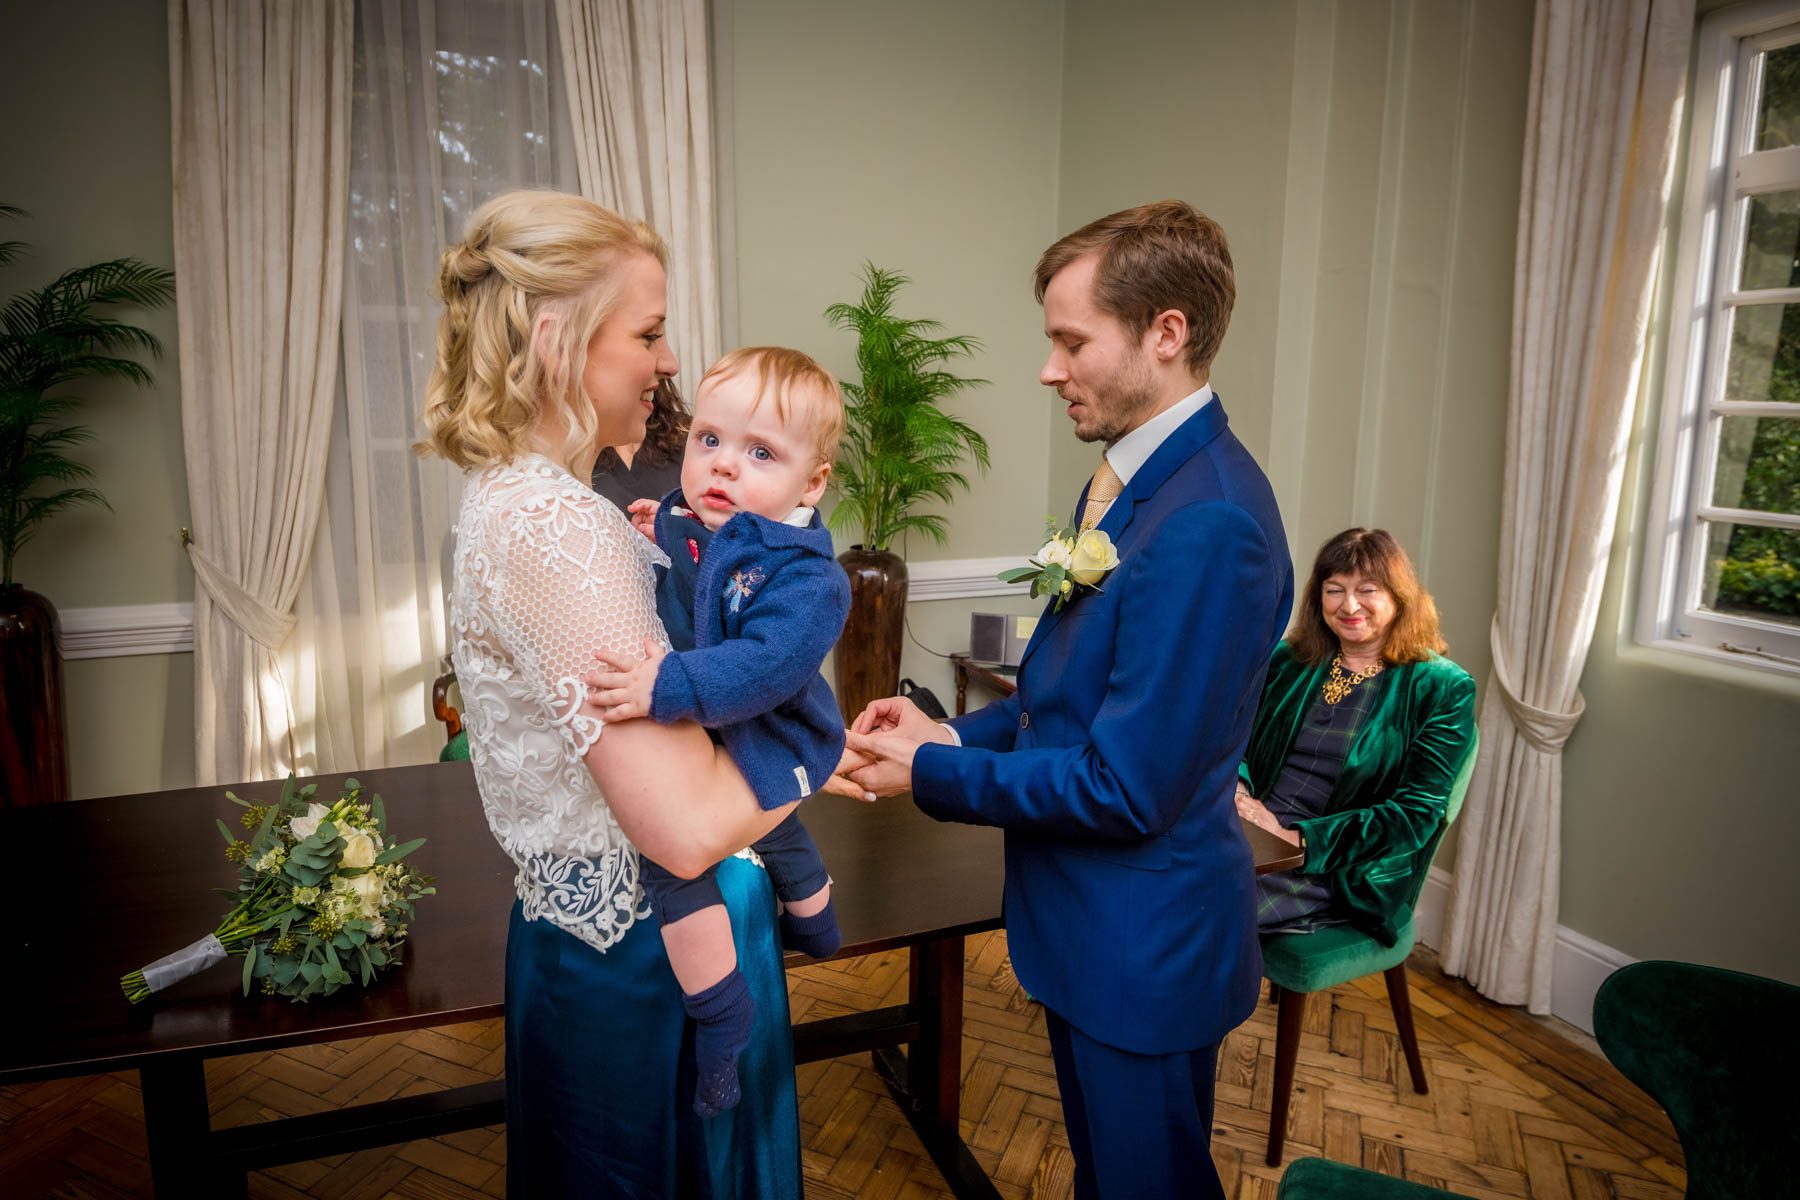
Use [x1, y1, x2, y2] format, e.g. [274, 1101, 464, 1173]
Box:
[837, 201, 1293, 1199]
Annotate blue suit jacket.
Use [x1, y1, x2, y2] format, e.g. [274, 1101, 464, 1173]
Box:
[912, 397, 1293, 1053]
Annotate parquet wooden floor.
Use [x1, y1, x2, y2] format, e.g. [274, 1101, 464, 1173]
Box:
[1, 934, 1685, 1199]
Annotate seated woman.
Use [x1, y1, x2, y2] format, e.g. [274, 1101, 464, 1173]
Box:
[1235, 527, 1477, 944]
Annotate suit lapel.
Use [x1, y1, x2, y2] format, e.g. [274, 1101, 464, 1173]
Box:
[1016, 398, 1235, 671]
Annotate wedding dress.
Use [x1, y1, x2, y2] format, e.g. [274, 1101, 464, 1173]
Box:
[450, 453, 799, 1197]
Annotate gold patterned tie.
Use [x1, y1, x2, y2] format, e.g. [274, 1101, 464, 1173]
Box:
[1080, 458, 1123, 531]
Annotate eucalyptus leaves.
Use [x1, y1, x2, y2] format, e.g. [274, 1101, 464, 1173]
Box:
[120, 775, 433, 1004]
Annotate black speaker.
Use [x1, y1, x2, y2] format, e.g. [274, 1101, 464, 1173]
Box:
[969, 612, 1034, 666]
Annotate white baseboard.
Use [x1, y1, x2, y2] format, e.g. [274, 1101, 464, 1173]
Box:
[1413, 867, 1634, 1035]
[906, 556, 1031, 602]
[58, 602, 195, 659]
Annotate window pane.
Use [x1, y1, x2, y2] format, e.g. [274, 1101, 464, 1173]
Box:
[1725, 304, 1800, 403]
[1713, 415, 1800, 514]
[1702, 521, 1800, 625]
[1740, 190, 1800, 289]
[1755, 42, 1800, 150]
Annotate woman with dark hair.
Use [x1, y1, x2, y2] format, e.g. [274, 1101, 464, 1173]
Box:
[1235, 528, 1478, 943]
[591, 376, 688, 512]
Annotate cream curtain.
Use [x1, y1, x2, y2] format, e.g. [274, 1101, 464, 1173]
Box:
[1440, 0, 1693, 1012]
[555, 0, 722, 398]
[285, 0, 576, 774]
[168, 0, 353, 785]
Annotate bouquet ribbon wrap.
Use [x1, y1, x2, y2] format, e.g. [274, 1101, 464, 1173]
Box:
[139, 934, 228, 993]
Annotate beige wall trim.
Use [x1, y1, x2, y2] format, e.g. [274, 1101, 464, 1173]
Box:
[1414, 866, 1634, 1035]
[906, 557, 1034, 603]
[58, 603, 195, 660]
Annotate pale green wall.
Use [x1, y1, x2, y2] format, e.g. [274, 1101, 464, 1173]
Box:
[1054, 0, 1533, 874]
[722, 0, 1065, 566]
[1, 0, 196, 799]
[721, 0, 1067, 704]
[0, 0, 190, 606]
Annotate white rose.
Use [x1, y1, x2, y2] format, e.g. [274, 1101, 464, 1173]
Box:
[1069, 530, 1120, 586]
[348, 872, 385, 917]
[340, 830, 378, 870]
[1036, 538, 1074, 568]
[289, 802, 331, 840]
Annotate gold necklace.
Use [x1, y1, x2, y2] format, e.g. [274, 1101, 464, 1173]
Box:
[1322, 652, 1384, 705]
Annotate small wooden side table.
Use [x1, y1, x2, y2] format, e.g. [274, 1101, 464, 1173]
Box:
[948, 652, 1019, 716]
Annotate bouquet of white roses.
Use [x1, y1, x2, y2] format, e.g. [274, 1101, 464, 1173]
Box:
[998, 521, 1121, 612]
[120, 774, 434, 1004]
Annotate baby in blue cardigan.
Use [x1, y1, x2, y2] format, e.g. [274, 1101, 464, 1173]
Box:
[591, 346, 850, 1117]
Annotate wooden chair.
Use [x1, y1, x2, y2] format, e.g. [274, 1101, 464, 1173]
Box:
[1263, 732, 1479, 1165]
[431, 657, 468, 762]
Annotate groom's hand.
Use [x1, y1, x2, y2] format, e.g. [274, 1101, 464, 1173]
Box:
[851, 695, 953, 743]
[586, 637, 664, 722]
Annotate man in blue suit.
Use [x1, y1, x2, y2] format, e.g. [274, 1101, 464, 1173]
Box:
[837, 201, 1293, 1198]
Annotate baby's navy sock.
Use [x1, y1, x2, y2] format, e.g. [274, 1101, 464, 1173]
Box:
[780, 894, 841, 959]
[683, 969, 754, 1119]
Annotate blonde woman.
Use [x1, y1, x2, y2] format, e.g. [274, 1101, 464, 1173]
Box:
[421, 190, 800, 1197]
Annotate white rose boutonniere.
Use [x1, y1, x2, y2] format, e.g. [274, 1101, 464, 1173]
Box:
[998, 521, 1121, 612]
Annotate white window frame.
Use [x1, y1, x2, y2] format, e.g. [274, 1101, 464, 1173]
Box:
[1639, 0, 1800, 676]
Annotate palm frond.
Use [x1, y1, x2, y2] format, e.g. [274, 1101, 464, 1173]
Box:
[0, 213, 174, 584]
[822, 263, 991, 551]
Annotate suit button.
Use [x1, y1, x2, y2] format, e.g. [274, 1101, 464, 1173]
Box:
[1019, 712, 1030, 730]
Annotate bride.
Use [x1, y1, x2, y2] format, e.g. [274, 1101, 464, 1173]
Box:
[421, 189, 801, 1197]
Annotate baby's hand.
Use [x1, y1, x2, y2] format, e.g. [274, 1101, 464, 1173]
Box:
[585, 637, 665, 722]
[627, 498, 659, 541]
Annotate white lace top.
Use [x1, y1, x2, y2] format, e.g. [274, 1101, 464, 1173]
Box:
[450, 453, 672, 953]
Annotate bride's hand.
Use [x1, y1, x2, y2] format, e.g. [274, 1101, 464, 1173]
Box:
[820, 744, 877, 802]
[586, 637, 665, 722]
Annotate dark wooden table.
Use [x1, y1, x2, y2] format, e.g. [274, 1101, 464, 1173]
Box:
[0, 759, 1296, 1198]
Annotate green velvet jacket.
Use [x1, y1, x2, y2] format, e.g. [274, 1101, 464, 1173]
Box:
[1239, 641, 1478, 947]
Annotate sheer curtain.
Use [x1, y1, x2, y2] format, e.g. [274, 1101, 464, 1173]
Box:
[285, 0, 576, 772]
[555, 0, 722, 398]
[168, 0, 353, 785]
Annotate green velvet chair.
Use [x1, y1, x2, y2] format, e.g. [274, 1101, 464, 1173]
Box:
[1277, 1156, 1464, 1198]
[1593, 960, 1800, 1200]
[1262, 732, 1479, 1165]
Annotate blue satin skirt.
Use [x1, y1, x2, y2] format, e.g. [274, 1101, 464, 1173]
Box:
[503, 855, 801, 1198]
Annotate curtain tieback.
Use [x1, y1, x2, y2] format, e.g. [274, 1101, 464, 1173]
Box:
[186, 540, 297, 651]
[1487, 617, 1584, 753]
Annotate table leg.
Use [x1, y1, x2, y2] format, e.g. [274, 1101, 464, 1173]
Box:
[870, 937, 998, 1200]
[955, 666, 968, 716]
[141, 1055, 242, 1199]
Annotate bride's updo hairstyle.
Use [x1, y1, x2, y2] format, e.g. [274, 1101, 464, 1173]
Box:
[420, 189, 667, 470]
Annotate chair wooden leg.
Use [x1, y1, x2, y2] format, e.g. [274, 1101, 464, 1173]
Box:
[1267, 980, 1283, 1007]
[1266, 987, 1307, 1166]
[1385, 963, 1429, 1095]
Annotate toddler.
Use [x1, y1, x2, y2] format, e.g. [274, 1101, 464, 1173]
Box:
[589, 346, 849, 1118]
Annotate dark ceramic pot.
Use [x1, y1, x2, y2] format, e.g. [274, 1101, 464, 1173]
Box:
[0, 583, 70, 806]
[834, 547, 908, 724]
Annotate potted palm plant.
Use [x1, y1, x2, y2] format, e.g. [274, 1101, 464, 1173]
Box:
[0, 205, 175, 806]
[824, 264, 989, 720]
